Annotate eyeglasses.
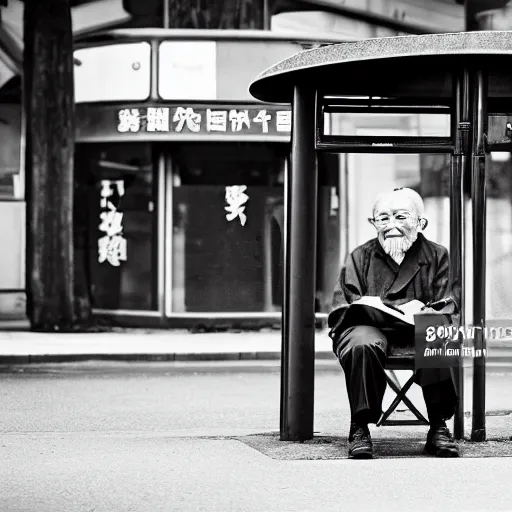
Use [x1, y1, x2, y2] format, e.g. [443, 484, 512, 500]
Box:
[371, 212, 418, 228]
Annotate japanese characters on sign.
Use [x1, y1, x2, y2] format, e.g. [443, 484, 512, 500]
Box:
[98, 180, 127, 267]
[116, 107, 291, 135]
[225, 185, 249, 227]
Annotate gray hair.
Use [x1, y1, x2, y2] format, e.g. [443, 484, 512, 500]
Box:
[372, 187, 426, 218]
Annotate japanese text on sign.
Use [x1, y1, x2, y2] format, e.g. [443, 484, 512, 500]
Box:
[116, 107, 291, 135]
[98, 180, 127, 267]
[225, 185, 249, 226]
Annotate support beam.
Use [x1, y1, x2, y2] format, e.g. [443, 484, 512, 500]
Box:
[470, 68, 487, 442]
[263, 0, 270, 29]
[451, 69, 470, 440]
[280, 158, 290, 438]
[281, 84, 318, 441]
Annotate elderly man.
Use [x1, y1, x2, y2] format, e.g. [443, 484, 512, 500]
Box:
[328, 187, 459, 459]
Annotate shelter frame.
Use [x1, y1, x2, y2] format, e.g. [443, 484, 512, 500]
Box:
[247, 32, 512, 442]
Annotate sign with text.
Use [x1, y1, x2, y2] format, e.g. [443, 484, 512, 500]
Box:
[414, 313, 462, 369]
[75, 104, 292, 142]
[116, 106, 292, 135]
[98, 180, 127, 267]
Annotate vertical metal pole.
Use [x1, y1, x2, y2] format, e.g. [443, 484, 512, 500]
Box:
[262, 0, 270, 30]
[451, 70, 469, 440]
[471, 68, 487, 442]
[280, 157, 290, 439]
[163, 0, 170, 28]
[282, 84, 318, 441]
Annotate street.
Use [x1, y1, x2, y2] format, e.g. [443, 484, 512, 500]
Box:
[1, 360, 512, 511]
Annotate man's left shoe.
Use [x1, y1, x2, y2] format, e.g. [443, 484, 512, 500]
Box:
[425, 424, 460, 458]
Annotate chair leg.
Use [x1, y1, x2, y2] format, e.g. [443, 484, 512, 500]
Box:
[451, 363, 464, 440]
[377, 374, 429, 426]
[386, 369, 401, 390]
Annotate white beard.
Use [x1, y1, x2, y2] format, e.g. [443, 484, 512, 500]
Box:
[381, 235, 415, 265]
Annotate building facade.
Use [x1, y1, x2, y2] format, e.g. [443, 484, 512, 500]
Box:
[1, 0, 512, 327]
[72, 30, 342, 327]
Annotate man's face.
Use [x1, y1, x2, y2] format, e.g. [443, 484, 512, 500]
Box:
[372, 195, 421, 263]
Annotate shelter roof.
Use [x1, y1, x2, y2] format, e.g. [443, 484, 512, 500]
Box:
[249, 31, 512, 104]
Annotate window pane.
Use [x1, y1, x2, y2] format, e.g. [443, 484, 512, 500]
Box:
[0, 104, 21, 198]
[345, 153, 450, 253]
[325, 112, 451, 138]
[158, 41, 216, 100]
[486, 153, 512, 320]
[75, 143, 158, 311]
[74, 43, 151, 103]
[171, 143, 284, 313]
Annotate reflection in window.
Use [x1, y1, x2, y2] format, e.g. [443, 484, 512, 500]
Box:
[0, 104, 22, 198]
[166, 0, 264, 29]
[488, 115, 512, 146]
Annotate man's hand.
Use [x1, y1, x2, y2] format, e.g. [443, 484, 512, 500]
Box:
[418, 306, 439, 314]
[421, 298, 456, 315]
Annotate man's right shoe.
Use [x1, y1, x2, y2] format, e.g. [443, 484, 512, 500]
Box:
[348, 424, 373, 459]
[425, 423, 459, 458]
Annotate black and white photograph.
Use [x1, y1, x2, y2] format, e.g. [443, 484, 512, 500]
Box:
[1, 0, 512, 510]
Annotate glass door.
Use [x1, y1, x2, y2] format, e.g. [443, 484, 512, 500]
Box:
[74, 142, 160, 313]
[165, 142, 285, 315]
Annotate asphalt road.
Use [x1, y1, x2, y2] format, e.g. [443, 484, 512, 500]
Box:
[1, 360, 511, 434]
[1, 361, 512, 511]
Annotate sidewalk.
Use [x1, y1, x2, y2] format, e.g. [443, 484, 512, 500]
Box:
[0, 329, 328, 364]
[1, 327, 512, 364]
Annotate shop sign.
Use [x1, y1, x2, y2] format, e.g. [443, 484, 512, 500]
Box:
[98, 180, 127, 267]
[225, 185, 249, 226]
[116, 107, 291, 135]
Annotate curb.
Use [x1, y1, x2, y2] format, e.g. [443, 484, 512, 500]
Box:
[1, 351, 512, 365]
[0, 351, 339, 364]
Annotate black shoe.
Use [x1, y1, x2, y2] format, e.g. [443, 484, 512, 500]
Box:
[425, 423, 459, 458]
[348, 423, 373, 459]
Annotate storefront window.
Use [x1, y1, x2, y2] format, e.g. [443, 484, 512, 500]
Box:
[75, 143, 158, 311]
[170, 142, 285, 313]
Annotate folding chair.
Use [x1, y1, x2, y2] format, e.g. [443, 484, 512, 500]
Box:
[376, 343, 429, 427]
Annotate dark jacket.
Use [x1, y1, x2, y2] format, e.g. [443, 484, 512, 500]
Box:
[328, 233, 459, 340]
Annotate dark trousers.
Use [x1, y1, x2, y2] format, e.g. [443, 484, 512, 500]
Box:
[333, 307, 457, 425]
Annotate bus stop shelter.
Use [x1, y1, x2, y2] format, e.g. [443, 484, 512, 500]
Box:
[248, 30, 512, 443]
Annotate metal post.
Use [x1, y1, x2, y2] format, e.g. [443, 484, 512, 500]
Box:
[280, 157, 290, 439]
[262, 0, 270, 30]
[163, 0, 170, 28]
[451, 70, 470, 440]
[281, 84, 318, 441]
[471, 68, 487, 442]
